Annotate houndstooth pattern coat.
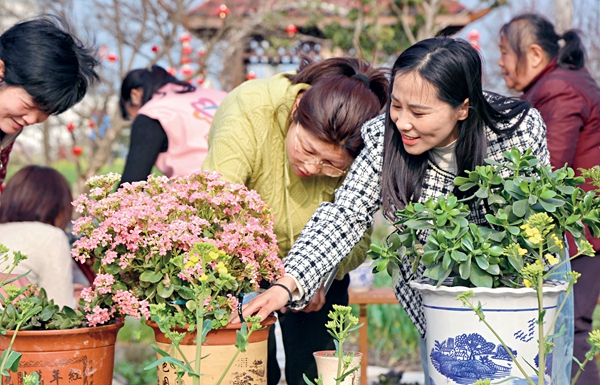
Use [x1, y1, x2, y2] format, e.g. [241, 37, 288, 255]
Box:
[284, 94, 550, 337]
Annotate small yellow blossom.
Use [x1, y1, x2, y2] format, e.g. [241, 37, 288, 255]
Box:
[545, 254, 559, 266]
[185, 254, 200, 268]
[523, 279, 532, 287]
[518, 247, 527, 257]
[550, 233, 564, 249]
[208, 251, 219, 260]
[215, 261, 228, 275]
[199, 275, 208, 282]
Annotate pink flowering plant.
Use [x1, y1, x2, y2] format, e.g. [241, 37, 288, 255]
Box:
[70, 171, 283, 328]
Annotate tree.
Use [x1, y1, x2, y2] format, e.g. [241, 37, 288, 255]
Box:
[313, 0, 507, 65]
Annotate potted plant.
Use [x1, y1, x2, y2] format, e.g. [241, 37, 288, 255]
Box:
[369, 148, 600, 384]
[70, 171, 284, 384]
[304, 304, 363, 385]
[0, 245, 123, 385]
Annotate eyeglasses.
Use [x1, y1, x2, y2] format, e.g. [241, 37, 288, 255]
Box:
[293, 123, 349, 177]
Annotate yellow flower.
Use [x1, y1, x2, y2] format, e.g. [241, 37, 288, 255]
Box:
[545, 254, 559, 266]
[208, 251, 219, 260]
[215, 261, 228, 275]
[199, 275, 208, 282]
[184, 254, 200, 269]
[518, 248, 527, 257]
[550, 233, 564, 249]
[523, 279, 532, 287]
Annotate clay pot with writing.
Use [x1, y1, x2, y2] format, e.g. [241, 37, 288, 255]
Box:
[0, 322, 123, 385]
[148, 315, 276, 385]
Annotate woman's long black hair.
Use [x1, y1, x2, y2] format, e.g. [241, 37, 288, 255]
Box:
[119, 65, 195, 119]
[381, 37, 530, 218]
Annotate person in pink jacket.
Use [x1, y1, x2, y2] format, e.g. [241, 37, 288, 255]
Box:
[119, 65, 226, 183]
[498, 13, 600, 384]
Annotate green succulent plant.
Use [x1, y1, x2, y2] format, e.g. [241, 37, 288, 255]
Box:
[369, 147, 600, 289]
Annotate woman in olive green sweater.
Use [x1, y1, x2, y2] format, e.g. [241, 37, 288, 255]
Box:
[203, 56, 388, 385]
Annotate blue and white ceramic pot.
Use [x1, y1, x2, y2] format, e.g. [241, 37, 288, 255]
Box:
[410, 280, 567, 385]
[348, 260, 375, 292]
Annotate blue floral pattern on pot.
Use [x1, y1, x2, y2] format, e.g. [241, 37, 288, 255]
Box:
[430, 333, 514, 384]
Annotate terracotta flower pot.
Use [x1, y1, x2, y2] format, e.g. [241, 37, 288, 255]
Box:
[148, 315, 276, 385]
[313, 350, 362, 385]
[0, 322, 123, 385]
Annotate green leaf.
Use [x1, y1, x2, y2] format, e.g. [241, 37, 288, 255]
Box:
[235, 322, 249, 353]
[0, 350, 22, 373]
[303, 374, 317, 385]
[103, 262, 121, 275]
[475, 188, 489, 199]
[422, 250, 440, 265]
[461, 236, 474, 252]
[404, 219, 433, 230]
[539, 190, 557, 200]
[157, 281, 175, 298]
[485, 264, 500, 275]
[488, 246, 504, 257]
[140, 271, 163, 283]
[459, 257, 471, 280]
[453, 250, 468, 262]
[470, 264, 493, 288]
[150, 344, 174, 358]
[143, 356, 187, 371]
[488, 194, 506, 205]
[566, 214, 580, 225]
[474, 255, 490, 270]
[442, 251, 452, 270]
[512, 199, 529, 217]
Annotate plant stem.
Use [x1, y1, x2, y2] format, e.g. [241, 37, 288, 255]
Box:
[336, 340, 344, 385]
[464, 298, 534, 385]
[194, 290, 205, 385]
[570, 357, 590, 385]
[536, 274, 545, 385]
[0, 320, 23, 375]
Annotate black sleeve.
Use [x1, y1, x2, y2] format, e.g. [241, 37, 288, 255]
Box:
[120, 114, 169, 185]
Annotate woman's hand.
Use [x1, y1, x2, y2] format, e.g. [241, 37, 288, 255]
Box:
[229, 276, 298, 323]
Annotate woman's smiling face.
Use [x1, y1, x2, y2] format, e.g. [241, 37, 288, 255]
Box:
[0, 85, 49, 135]
[389, 72, 468, 155]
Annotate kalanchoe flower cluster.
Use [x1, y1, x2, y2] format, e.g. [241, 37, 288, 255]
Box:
[71, 171, 283, 327]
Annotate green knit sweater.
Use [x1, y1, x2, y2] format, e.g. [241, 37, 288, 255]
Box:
[202, 73, 369, 279]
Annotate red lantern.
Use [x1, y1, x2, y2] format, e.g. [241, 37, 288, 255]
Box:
[197, 48, 206, 57]
[166, 67, 177, 76]
[67, 122, 75, 132]
[180, 64, 194, 77]
[467, 29, 481, 42]
[179, 32, 191, 43]
[182, 44, 193, 55]
[246, 71, 257, 81]
[285, 24, 298, 37]
[88, 120, 96, 128]
[72, 146, 83, 156]
[197, 77, 205, 85]
[181, 56, 192, 64]
[218, 4, 229, 18]
[151, 45, 160, 53]
[107, 53, 118, 62]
